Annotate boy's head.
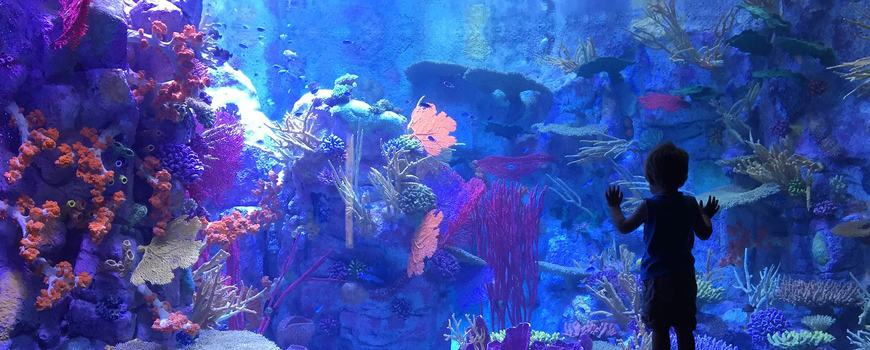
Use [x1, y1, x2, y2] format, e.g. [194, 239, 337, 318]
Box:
[644, 141, 689, 193]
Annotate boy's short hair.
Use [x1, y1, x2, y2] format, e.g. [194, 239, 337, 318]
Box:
[644, 141, 689, 192]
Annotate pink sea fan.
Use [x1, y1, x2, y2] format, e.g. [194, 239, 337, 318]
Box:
[638, 93, 690, 112]
[473, 154, 554, 181]
[53, 0, 93, 50]
[187, 111, 245, 203]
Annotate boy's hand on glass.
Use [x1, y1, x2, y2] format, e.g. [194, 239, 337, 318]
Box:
[605, 185, 624, 207]
[700, 196, 720, 217]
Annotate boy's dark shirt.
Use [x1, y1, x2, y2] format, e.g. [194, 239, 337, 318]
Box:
[641, 192, 700, 280]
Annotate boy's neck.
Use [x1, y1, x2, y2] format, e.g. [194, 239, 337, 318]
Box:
[656, 190, 680, 195]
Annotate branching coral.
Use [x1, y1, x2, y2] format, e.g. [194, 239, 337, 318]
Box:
[696, 249, 725, 304]
[848, 327, 870, 349]
[732, 248, 780, 309]
[767, 330, 834, 349]
[370, 136, 433, 214]
[191, 250, 266, 330]
[830, 4, 870, 98]
[546, 174, 594, 217]
[443, 314, 489, 350]
[248, 170, 283, 231]
[722, 136, 823, 209]
[588, 272, 640, 327]
[776, 277, 862, 308]
[265, 104, 322, 159]
[131, 215, 204, 285]
[628, 0, 738, 69]
[801, 315, 835, 332]
[542, 37, 597, 73]
[710, 83, 760, 143]
[567, 136, 640, 166]
[139, 284, 200, 336]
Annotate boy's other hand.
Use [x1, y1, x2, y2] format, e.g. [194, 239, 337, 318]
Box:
[605, 185, 624, 207]
[700, 196, 720, 217]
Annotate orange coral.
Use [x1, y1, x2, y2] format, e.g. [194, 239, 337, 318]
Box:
[146, 166, 173, 236]
[407, 210, 442, 277]
[203, 210, 260, 247]
[55, 143, 73, 167]
[152, 311, 200, 336]
[249, 170, 283, 231]
[35, 261, 92, 311]
[408, 99, 457, 156]
[18, 201, 61, 262]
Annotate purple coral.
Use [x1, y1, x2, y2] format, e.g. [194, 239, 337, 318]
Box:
[428, 249, 460, 281]
[769, 120, 791, 138]
[670, 332, 737, 350]
[319, 316, 339, 336]
[328, 262, 348, 280]
[813, 200, 838, 217]
[157, 142, 204, 184]
[390, 298, 411, 320]
[747, 308, 790, 348]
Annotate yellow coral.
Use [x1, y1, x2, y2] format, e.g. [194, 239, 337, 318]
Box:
[0, 269, 27, 341]
[131, 215, 204, 285]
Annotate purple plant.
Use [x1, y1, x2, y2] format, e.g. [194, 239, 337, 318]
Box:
[390, 298, 411, 320]
[747, 308, 790, 348]
[428, 249, 460, 281]
[670, 331, 737, 350]
[813, 200, 837, 217]
[319, 316, 339, 336]
[157, 142, 204, 184]
[187, 110, 245, 202]
[769, 120, 791, 138]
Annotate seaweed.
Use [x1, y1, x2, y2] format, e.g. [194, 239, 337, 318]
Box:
[574, 57, 634, 79]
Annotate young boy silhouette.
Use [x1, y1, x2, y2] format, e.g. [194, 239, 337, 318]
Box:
[604, 142, 720, 350]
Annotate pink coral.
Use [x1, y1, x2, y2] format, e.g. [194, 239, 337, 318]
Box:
[408, 100, 457, 156]
[407, 210, 443, 277]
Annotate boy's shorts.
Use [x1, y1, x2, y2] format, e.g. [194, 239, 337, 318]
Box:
[641, 273, 697, 331]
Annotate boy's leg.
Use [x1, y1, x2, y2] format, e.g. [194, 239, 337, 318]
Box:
[651, 327, 671, 350]
[674, 325, 695, 350]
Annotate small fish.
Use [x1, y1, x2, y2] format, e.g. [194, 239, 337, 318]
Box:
[294, 112, 304, 117]
[243, 25, 249, 30]
[239, 43, 249, 49]
[364, 204, 373, 210]
[272, 64, 282, 69]
[343, 40, 354, 44]
[314, 305, 323, 313]
[443, 81, 455, 88]
[506, 164, 517, 170]
[257, 27, 266, 32]
[487, 115, 494, 121]
[461, 112, 470, 118]
[585, 267, 596, 273]
[419, 102, 432, 108]
[278, 69, 288, 74]
[427, 136, 436, 142]
[522, 147, 529, 153]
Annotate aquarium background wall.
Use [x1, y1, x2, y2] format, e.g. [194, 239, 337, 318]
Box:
[2, 0, 870, 349]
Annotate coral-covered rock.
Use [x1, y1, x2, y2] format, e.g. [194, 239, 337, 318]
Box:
[129, 0, 185, 34]
[0, 269, 27, 341]
[276, 316, 315, 348]
[66, 298, 136, 344]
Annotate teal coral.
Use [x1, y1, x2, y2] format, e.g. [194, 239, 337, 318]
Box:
[697, 276, 725, 304]
[811, 232, 830, 267]
[787, 179, 806, 196]
[767, 330, 834, 350]
[399, 183, 437, 216]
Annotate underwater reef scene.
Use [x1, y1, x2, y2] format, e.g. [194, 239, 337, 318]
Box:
[5, 0, 870, 349]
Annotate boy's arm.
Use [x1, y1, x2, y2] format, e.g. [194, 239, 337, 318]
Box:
[694, 196, 719, 240]
[609, 201, 647, 234]
[606, 185, 646, 234]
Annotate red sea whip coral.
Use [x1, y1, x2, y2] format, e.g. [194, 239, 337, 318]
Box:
[472, 181, 545, 329]
[52, 0, 92, 50]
